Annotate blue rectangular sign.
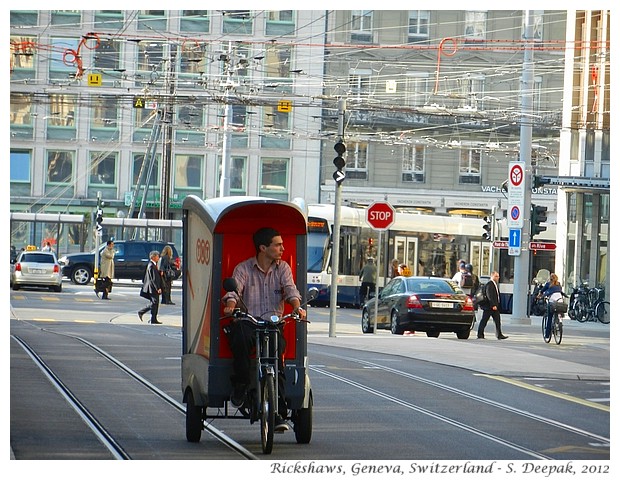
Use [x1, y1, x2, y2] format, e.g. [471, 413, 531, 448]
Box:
[509, 228, 521, 248]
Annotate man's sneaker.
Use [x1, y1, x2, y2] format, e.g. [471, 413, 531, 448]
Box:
[274, 415, 290, 433]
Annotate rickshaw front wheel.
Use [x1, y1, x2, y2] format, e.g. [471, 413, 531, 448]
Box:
[260, 375, 275, 454]
[293, 390, 313, 444]
[185, 390, 203, 443]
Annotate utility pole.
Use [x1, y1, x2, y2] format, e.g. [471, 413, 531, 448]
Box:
[512, 10, 535, 323]
[219, 41, 234, 197]
[329, 99, 346, 337]
[160, 44, 177, 228]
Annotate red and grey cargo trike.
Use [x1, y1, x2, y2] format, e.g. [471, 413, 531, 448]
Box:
[181, 195, 314, 454]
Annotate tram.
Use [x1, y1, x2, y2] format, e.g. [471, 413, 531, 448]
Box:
[306, 203, 556, 313]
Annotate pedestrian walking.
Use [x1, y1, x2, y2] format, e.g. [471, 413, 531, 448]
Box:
[358, 257, 376, 306]
[138, 251, 163, 324]
[99, 240, 115, 300]
[158, 245, 176, 305]
[477, 271, 508, 340]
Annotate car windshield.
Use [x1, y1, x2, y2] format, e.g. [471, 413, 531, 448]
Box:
[21, 253, 55, 264]
[406, 278, 456, 294]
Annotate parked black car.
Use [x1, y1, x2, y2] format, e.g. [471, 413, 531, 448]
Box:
[58, 240, 181, 285]
[361, 276, 475, 338]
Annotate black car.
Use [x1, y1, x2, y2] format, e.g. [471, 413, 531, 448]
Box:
[58, 240, 181, 285]
[361, 276, 475, 339]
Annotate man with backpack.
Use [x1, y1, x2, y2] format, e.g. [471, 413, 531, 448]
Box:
[453, 261, 475, 296]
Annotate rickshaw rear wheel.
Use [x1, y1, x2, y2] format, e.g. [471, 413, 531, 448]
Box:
[260, 375, 275, 454]
[185, 390, 202, 443]
[293, 390, 313, 444]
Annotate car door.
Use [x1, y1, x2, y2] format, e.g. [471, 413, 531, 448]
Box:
[376, 278, 398, 325]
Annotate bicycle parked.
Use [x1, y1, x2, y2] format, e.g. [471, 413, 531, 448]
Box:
[541, 292, 567, 344]
[569, 282, 610, 324]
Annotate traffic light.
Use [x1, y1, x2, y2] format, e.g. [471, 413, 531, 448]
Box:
[531, 204, 547, 237]
[532, 175, 551, 189]
[95, 207, 104, 235]
[482, 215, 492, 240]
[333, 140, 346, 185]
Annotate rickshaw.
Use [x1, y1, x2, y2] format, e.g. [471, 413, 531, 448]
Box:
[181, 196, 313, 454]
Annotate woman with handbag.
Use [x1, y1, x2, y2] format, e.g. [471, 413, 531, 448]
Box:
[158, 245, 176, 305]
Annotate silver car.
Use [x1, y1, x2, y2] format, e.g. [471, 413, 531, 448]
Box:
[10, 251, 63, 292]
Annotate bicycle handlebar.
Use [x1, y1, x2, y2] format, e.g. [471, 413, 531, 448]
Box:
[223, 308, 310, 326]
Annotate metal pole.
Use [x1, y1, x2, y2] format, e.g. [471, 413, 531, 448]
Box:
[219, 42, 233, 197]
[93, 192, 102, 289]
[328, 99, 346, 337]
[512, 10, 535, 324]
[372, 230, 382, 333]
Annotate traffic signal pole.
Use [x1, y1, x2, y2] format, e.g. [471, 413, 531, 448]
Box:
[329, 99, 346, 337]
[93, 191, 103, 289]
[512, 10, 535, 324]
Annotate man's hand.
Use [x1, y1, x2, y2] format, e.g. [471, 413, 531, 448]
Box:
[224, 300, 237, 315]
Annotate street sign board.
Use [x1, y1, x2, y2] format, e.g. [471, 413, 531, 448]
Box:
[529, 241, 557, 251]
[507, 162, 525, 228]
[366, 201, 395, 231]
[492, 240, 509, 249]
[508, 228, 521, 248]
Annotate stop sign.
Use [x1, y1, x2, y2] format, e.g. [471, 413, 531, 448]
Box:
[366, 201, 395, 230]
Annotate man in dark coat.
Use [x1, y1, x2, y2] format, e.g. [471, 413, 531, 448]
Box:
[138, 251, 164, 324]
[477, 270, 508, 340]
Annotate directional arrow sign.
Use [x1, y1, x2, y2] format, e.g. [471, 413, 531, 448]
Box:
[333, 170, 346, 184]
[508, 228, 521, 248]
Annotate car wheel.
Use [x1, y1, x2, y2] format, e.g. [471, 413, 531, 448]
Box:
[361, 309, 374, 334]
[54, 284, 62, 293]
[12, 283, 20, 291]
[426, 331, 440, 338]
[390, 311, 403, 335]
[71, 266, 92, 285]
[456, 328, 470, 339]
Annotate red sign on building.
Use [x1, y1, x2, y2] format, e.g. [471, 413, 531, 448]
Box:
[529, 242, 557, 251]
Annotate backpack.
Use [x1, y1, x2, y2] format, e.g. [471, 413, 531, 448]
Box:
[474, 284, 488, 306]
[460, 272, 474, 288]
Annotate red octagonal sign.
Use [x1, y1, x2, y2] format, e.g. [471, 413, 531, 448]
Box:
[366, 201, 395, 231]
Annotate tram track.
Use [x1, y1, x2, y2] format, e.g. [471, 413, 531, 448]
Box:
[11, 328, 258, 460]
[310, 351, 609, 459]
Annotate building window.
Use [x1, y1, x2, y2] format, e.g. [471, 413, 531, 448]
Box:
[51, 10, 81, 26]
[464, 11, 487, 41]
[174, 154, 202, 189]
[347, 142, 368, 180]
[137, 10, 167, 31]
[47, 94, 77, 141]
[351, 10, 373, 43]
[133, 153, 160, 186]
[46, 150, 74, 184]
[91, 97, 118, 127]
[459, 74, 485, 109]
[349, 71, 372, 99]
[93, 38, 121, 72]
[136, 41, 165, 87]
[89, 152, 117, 185]
[223, 10, 252, 35]
[265, 44, 292, 79]
[10, 150, 31, 183]
[266, 10, 295, 36]
[49, 37, 80, 81]
[405, 73, 430, 106]
[260, 157, 289, 198]
[402, 145, 425, 183]
[261, 105, 290, 149]
[10, 36, 36, 80]
[10, 93, 33, 126]
[408, 11, 430, 43]
[94, 11, 124, 29]
[459, 148, 481, 184]
[10, 11, 38, 27]
[180, 10, 210, 32]
[179, 41, 207, 77]
[218, 156, 247, 195]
